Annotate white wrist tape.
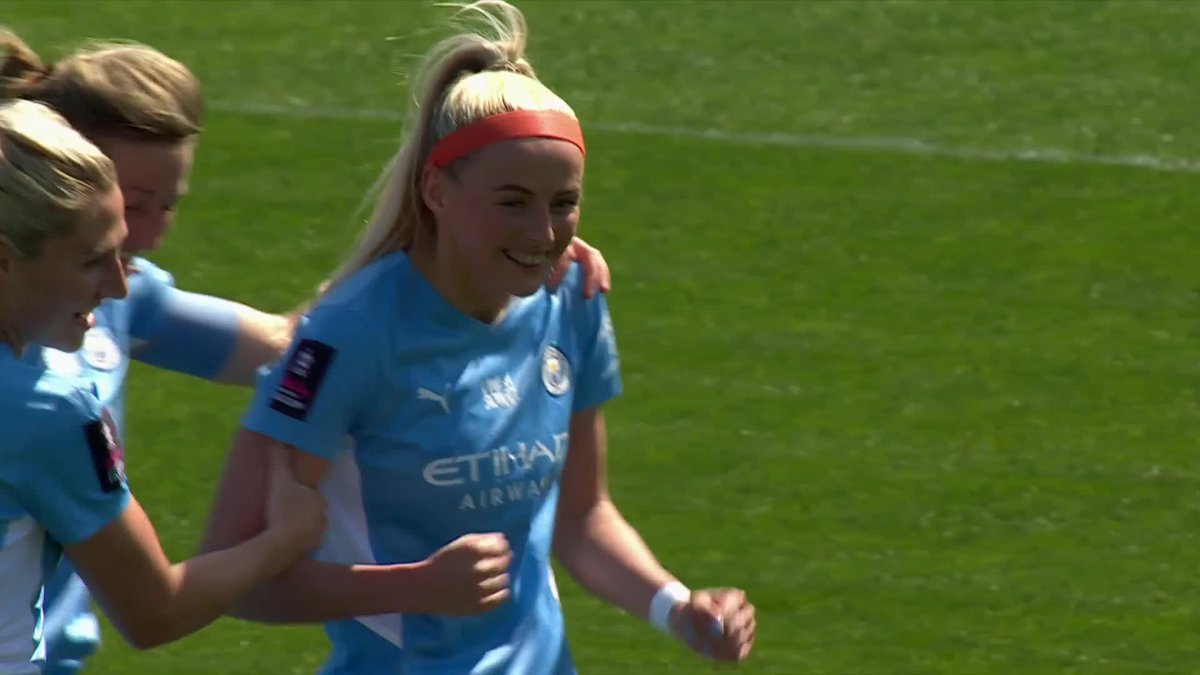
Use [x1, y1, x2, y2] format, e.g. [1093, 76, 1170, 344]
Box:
[649, 581, 691, 633]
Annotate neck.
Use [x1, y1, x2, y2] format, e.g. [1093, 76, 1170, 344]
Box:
[409, 236, 510, 324]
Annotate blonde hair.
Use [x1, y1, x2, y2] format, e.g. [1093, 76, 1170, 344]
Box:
[1, 29, 202, 141]
[319, 0, 576, 298]
[0, 99, 118, 258]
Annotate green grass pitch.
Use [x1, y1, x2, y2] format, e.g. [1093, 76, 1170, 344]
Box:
[5, 1, 1198, 672]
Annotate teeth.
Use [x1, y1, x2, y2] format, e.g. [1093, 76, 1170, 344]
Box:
[508, 251, 549, 266]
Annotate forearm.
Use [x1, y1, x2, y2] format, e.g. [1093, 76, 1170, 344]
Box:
[112, 529, 296, 648]
[213, 309, 295, 385]
[553, 499, 675, 621]
[201, 434, 400, 625]
[231, 558, 432, 624]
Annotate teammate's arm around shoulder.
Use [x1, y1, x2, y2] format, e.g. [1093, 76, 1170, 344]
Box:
[63, 445, 324, 649]
[211, 307, 296, 385]
[553, 408, 756, 663]
[546, 237, 611, 297]
[125, 265, 295, 386]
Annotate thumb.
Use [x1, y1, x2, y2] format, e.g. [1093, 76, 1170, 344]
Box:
[683, 595, 724, 654]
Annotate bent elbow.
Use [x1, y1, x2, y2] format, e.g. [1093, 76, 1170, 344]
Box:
[123, 626, 165, 651]
[115, 615, 176, 651]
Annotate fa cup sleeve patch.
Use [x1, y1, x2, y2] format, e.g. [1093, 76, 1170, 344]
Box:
[270, 339, 335, 421]
[84, 410, 127, 493]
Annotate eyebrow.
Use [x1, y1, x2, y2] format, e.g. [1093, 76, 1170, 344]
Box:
[493, 183, 581, 196]
[127, 185, 189, 203]
[494, 183, 534, 195]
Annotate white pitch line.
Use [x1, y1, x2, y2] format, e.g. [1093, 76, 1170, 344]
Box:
[210, 100, 1200, 175]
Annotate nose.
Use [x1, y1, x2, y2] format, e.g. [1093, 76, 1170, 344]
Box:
[100, 253, 129, 301]
[526, 205, 555, 245]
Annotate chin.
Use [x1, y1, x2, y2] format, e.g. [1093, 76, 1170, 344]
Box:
[509, 282, 544, 298]
[509, 272, 551, 298]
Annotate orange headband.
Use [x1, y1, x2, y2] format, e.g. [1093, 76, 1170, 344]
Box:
[426, 110, 586, 169]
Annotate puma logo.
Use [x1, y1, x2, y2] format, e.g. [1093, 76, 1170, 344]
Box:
[416, 387, 451, 414]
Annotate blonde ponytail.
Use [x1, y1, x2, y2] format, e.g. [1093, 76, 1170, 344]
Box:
[317, 0, 576, 300]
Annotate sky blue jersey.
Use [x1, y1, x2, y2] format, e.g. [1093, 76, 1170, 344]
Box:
[242, 252, 622, 675]
[0, 346, 130, 674]
[21, 257, 242, 674]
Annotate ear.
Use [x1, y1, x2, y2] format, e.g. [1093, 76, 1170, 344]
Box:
[420, 166, 448, 216]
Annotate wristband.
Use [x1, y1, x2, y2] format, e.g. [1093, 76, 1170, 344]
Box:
[649, 581, 691, 633]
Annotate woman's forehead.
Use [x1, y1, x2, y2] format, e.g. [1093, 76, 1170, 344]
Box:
[462, 138, 584, 183]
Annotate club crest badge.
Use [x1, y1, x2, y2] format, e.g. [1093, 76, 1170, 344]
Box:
[542, 345, 571, 397]
[82, 327, 122, 371]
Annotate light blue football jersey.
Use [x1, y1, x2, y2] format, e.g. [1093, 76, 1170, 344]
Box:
[24, 257, 241, 674]
[242, 252, 622, 675]
[0, 346, 130, 674]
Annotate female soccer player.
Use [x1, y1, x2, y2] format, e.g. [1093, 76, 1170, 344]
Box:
[0, 30, 614, 673]
[0, 98, 325, 675]
[203, 2, 756, 672]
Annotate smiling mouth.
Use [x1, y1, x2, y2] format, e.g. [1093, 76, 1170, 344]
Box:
[503, 250, 551, 269]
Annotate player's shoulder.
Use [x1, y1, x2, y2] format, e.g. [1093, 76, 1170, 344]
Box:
[123, 256, 177, 317]
[0, 357, 99, 453]
[553, 262, 587, 301]
[550, 261, 607, 325]
[310, 252, 411, 329]
[323, 252, 408, 303]
[127, 256, 176, 290]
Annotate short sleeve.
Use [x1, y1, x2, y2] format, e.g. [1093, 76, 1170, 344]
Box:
[124, 258, 176, 335]
[241, 306, 380, 460]
[569, 278, 623, 412]
[18, 392, 130, 546]
[125, 259, 240, 380]
[125, 258, 172, 342]
[128, 287, 241, 380]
